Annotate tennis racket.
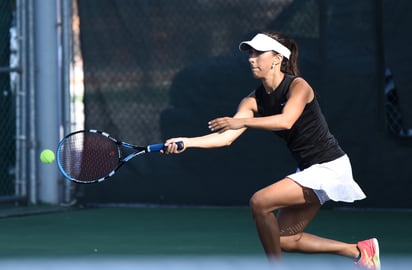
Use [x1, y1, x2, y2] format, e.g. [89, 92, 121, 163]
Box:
[56, 129, 183, 184]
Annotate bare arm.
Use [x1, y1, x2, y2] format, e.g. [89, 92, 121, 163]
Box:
[208, 78, 314, 132]
[164, 94, 256, 153]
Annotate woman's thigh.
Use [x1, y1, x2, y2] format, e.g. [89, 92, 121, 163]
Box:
[251, 178, 321, 234]
[251, 178, 319, 211]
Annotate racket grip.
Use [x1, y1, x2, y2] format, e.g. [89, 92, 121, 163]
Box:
[147, 141, 184, 152]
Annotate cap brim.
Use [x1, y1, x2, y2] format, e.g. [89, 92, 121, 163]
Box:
[239, 42, 252, 51]
[239, 41, 271, 52]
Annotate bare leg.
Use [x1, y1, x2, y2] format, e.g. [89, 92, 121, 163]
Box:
[250, 178, 307, 259]
[278, 206, 359, 258]
[250, 178, 360, 260]
[250, 207, 282, 259]
[280, 233, 359, 257]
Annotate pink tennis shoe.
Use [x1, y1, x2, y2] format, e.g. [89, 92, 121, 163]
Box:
[355, 238, 381, 269]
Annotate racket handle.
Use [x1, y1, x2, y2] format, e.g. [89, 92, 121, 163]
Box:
[147, 141, 184, 152]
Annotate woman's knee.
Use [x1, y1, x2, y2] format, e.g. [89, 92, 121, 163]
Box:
[249, 192, 266, 216]
[249, 191, 278, 217]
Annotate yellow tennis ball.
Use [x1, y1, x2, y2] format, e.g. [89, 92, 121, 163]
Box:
[40, 149, 55, 164]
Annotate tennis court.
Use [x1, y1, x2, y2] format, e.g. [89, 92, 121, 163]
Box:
[0, 206, 411, 269]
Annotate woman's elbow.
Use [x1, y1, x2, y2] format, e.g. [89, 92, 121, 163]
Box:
[283, 122, 294, 130]
[227, 140, 236, 146]
[280, 119, 295, 130]
[221, 138, 234, 147]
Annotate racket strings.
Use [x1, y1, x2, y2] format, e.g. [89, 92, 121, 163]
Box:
[58, 132, 120, 182]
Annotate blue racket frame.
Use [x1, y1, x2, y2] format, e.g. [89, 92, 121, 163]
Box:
[56, 129, 182, 183]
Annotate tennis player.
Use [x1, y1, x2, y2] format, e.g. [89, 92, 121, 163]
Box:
[163, 31, 380, 269]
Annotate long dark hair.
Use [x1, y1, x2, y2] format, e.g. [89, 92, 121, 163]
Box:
[262, 31, 300, 76]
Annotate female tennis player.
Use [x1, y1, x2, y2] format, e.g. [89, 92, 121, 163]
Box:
[163, 31, 380, 269]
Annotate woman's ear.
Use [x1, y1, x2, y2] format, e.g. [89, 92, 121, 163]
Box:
[271, 54, 283, 69]
[274, 53, 283, 63]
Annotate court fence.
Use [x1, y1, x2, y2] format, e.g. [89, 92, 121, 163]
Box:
[0, 0, 75, 205]
[0, 0, 19, 202]
[1, 0, 411, 208]
[76, 0, 412, 208]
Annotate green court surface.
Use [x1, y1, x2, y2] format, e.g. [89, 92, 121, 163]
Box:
[0, 206, 411, 269]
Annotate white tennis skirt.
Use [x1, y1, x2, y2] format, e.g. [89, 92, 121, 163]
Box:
[287, 154, 366, 204]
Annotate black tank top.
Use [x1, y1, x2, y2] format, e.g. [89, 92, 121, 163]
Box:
[255, 74, 345, 170]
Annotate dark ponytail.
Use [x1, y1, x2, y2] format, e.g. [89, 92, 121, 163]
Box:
[262, 31, 300, 76]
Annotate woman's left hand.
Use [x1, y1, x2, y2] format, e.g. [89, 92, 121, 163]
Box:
[208, 117, 245, 133]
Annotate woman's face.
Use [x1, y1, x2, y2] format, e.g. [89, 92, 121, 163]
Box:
[247, 49, 277, 79]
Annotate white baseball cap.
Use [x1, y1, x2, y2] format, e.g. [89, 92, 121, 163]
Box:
[239, 33, 291, 59]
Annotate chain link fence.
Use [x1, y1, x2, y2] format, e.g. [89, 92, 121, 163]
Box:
[76, 0, 412, 208]
[77, 0, 314, 144]
[0, 0, 16, 199]
[384, 67, 412, 138]
[76, 0, 323, 205]
[1, 0, 411, 207]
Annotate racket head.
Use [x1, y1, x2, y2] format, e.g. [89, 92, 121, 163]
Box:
[56, 130, 122, 183]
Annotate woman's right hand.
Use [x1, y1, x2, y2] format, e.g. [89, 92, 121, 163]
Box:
[162, 138, 186, 154]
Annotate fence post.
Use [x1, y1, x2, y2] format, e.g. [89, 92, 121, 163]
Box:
[34, 0, 60, 204]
